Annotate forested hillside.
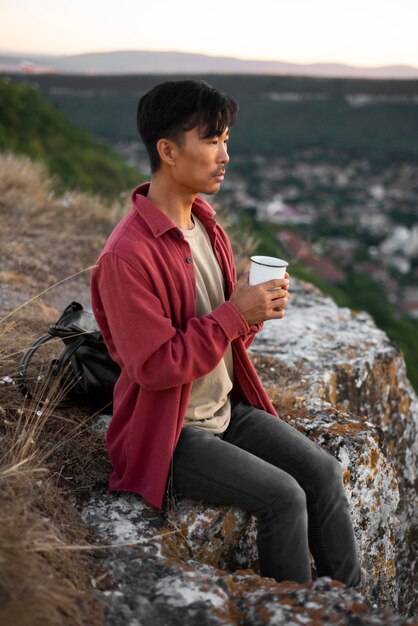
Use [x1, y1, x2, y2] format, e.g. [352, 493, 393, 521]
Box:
[0, 79, 139, 196]
[5, 73, 418, 165]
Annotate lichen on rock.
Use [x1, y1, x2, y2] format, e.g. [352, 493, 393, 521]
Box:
[250, 279, 418, 616]
[83, 279, 418, 624]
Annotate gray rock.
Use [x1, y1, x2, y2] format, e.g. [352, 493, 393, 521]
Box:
[250, 279, 418, 615]
[82, 280, 418, 623]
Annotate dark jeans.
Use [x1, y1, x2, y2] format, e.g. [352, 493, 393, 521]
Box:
[170, 400, 361, 587]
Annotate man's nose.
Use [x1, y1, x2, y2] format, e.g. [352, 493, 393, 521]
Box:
[218, 144, 229, 164]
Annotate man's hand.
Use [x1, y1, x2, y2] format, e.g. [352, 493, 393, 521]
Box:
[229, 271, 290, 325]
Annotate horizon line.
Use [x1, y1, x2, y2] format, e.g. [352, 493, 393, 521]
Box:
[1, 47, 418, 71]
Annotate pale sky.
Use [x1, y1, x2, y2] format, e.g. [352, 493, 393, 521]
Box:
[1, 0, 418, 67]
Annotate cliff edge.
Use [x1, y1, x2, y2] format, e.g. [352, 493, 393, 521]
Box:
[84, 279, 418, 624]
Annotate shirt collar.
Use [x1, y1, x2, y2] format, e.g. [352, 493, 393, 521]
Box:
[131, 182, 217, 238]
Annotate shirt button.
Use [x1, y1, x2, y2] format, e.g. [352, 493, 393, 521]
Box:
[176, 231, 182, 237]
[185, 257, 193, 264]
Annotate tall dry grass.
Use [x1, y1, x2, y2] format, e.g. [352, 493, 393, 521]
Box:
[0, 290, 109, 626]
[0, 153, 120, 626]
[0, 152, 126, 315]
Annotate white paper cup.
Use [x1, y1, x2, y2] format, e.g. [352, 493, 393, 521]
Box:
[249, 255, 288, 285]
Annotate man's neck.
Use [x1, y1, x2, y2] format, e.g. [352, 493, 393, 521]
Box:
[147, 176, 196, 230]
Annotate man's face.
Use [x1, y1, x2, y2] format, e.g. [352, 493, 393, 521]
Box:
[170, 125, 230, 196]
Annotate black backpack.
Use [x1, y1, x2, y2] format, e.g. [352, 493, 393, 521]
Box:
[18, 302, 121, 410]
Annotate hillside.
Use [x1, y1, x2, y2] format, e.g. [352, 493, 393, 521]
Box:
[1, 49, 418, 79]
[0, 79, 139, 196]
[5, 73, 418, 164]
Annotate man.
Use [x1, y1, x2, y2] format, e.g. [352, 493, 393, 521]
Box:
[91, 80, 361, 587]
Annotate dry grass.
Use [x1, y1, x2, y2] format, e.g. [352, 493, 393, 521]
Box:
[0, 153, 121, 626]
[0, 295, 111, 625]
[0, 152, 125, 311]
[0, 469, 103, 626]
[0, 153, 54, 214]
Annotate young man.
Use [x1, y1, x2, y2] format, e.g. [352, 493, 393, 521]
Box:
[90, 80, 361, 587]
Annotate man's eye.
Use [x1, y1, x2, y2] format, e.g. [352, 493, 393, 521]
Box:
[207, 137, 228, 145]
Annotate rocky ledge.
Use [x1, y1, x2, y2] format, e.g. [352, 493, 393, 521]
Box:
[250, 279, 417, 617]
[83, 280, 418, 625]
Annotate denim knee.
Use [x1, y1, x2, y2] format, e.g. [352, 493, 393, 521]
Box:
[321, 451, 344, 482]
[258, 472, 307, 518]
[307, 444, 341, 478]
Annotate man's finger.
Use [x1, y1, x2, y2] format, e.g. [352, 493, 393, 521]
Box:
[262, 278, 289, 290]
[238, 270, 250, 285]
[270, 290, 289, 301]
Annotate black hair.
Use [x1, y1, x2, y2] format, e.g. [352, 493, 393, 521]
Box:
[137, 80, 238, 172]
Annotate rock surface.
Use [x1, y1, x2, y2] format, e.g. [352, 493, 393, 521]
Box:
[83, 490, 415, 626]
[250, 280, 418, 616]
[83, 280, 418, 624]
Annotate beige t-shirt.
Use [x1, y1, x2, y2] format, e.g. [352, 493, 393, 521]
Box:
[181, 215, 233, 433]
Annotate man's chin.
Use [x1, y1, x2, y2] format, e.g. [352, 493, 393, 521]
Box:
[203, 182, 222, 196]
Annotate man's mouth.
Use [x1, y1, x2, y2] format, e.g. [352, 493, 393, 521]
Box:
[213, 169, 225, 181]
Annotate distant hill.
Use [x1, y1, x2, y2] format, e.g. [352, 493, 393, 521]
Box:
[6, 73, 418, 166]
[0, 79, 139, 195]
[1, 49, 418, 79]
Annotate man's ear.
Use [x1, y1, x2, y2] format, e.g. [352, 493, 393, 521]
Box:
[156, 138, 177, 167]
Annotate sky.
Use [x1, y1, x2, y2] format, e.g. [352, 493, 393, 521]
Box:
[1, 0, 418, 68]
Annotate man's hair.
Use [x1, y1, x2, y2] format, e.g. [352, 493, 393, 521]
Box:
[137, 80, 238, 172]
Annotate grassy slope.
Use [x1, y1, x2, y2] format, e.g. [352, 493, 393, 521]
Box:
[0, 154, 120, 625]
[0, 79, 140, 196]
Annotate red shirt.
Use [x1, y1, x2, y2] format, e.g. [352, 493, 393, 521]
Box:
[90, 183, 277, 510]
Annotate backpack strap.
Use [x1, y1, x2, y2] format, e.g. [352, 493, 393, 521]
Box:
[19, 331, 91, 402]
[18, 333, 57, 399]
[49, 332, 103, 408]
[50, 335, 87, 408]
[53, 334, 88, 372]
